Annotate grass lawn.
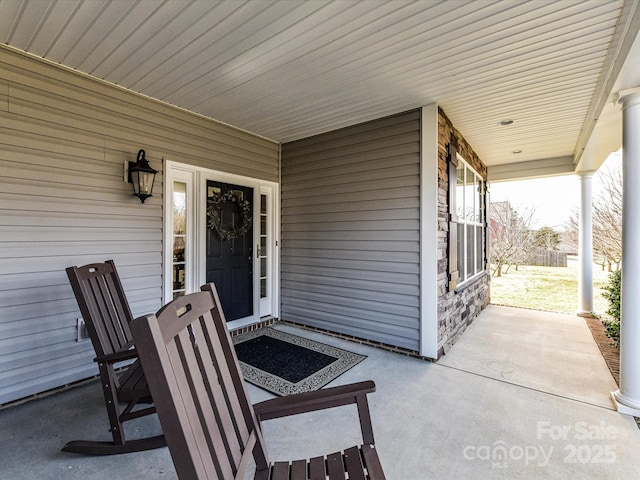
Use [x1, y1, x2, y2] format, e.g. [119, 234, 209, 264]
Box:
[490, 256, 612, 315]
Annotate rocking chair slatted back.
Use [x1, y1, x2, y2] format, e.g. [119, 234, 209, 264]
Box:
[67, 260, 134, 359]
[133, 285, 267, 479]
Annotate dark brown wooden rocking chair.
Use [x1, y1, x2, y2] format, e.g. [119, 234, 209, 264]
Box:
[63, 260, 165, 455]
[131, 283, 386, 479]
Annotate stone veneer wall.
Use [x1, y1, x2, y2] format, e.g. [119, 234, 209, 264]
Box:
[436, 108, 491, 356]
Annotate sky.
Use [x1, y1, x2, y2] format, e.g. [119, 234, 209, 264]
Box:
[490, 151, 622, 231]
[490, 176, 579, 230]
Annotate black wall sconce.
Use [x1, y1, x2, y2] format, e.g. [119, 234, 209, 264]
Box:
[127, 149, 157, 203]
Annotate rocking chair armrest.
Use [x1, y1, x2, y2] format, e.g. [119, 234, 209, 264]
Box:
[94, 346, 138, 364]
[254, 380, 375, 419]
[253, 380, 377, 444]
[254, 379, 375, 420]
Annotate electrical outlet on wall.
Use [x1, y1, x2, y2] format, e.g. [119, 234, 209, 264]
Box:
[76, 318, 90, 342]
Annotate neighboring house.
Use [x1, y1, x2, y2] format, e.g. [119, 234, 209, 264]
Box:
[0, 48, 488, 405]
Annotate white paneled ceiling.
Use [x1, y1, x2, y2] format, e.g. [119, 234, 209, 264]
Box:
[2, 0, 640, 174]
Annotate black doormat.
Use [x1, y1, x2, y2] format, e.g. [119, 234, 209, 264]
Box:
[233, 327, 366, 396]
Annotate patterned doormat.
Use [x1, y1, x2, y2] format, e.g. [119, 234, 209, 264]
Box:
[233, 327, 366, 396]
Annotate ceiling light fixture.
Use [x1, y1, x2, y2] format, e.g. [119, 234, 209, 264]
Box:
[512, 149, 522, 154]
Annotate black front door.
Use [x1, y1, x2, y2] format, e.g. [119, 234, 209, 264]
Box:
[206, 180, 253, 321]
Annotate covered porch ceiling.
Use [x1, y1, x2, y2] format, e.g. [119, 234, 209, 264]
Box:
[2, 0, 639, 181]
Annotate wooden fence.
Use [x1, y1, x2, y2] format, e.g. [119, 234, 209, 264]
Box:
[527, 248, 568, 267]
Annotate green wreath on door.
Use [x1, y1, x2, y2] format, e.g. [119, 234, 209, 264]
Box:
[206, 191, 251, 241]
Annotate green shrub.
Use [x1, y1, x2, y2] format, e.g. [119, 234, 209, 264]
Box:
[601, 269, 621, 347]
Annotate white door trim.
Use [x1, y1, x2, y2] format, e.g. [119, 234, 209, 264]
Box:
[164, 160, 280, 330]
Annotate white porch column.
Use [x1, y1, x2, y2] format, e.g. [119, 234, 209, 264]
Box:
[612, 87, 640, 416]
[577, 171, 594, 316]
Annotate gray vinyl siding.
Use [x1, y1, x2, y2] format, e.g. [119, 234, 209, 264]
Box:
[0, 48, 278, 405]
[280, 110, 421, 351]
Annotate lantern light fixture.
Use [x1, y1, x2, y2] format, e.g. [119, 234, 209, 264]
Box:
[127, 149, 157, 203]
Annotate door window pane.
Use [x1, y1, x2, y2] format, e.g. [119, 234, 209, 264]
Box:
[172, 181, 187, 299]
[259, 194, 268, 299]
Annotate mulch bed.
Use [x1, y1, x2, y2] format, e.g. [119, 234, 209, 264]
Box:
[584, 316, 619, 385]
[582, 317, 640, 427]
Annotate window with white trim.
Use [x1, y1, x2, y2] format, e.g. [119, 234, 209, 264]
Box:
[455, 155, 485, 284]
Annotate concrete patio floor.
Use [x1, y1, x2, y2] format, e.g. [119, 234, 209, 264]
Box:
[2, 304, 639, 479]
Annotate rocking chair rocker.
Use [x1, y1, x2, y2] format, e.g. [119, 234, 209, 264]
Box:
[131, 283, 386, 479]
